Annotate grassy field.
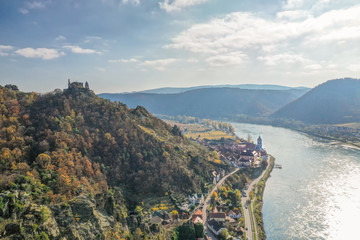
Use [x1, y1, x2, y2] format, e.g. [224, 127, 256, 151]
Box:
[164, 120, 234, 140]
[143, 196, 176, 212]
[335, 122, 360, 129]
[185, 130, 233, 140]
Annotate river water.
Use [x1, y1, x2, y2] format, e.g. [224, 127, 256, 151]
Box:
[232, 123, 360, 240]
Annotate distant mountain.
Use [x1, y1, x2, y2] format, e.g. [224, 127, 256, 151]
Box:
[134, 84, 309, 94]
[273, 78, 360, 124]
[99, 87, 309, 118]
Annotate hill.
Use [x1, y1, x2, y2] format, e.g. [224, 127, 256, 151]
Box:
[0, 83, 222, 239]
[272, 78, 360, 124]
[123, 84, 308, 94]
[99, 88, 308, 118]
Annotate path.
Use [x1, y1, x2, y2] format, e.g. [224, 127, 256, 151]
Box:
[241, 161, 271, 240]
[202, 168, 240, 239]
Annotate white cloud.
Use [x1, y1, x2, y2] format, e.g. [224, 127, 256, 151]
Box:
[63, 45, 101, 54]
[96, 67, 107, 72]
[0, 45, 14, 56]
[142, 58, 177, 70]
[206, 52, 247, 67]
[258, 53, 308, 66]
[160, 0, 208, 13]
[282, 0, 304, 10]
[348, 64, 360, 72]
[122, 0, 140, 5]
[305, 64, 323, 70]
[108, 58, 139, 63]
[15, 48, 64, 60]
[55, 35, 66, 41]
[19, 8, 29, 14]
[277, 10, 310, 20]
[167, 4, 360, 67]
[187, 58, 199, 63]
[27, 1, 47, 9]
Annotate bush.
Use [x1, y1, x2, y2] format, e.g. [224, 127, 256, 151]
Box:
[39, 206, 51, 222]
[35, 231, 49, 240]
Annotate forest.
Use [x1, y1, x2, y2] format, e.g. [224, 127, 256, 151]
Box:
[0, 84, 224, 239]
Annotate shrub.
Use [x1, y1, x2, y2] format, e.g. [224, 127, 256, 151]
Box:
[39, 206, 51, 222]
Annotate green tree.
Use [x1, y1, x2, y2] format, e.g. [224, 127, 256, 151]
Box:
[135, 206, 143, 215]
[218, 229, 229, 240]
[194, 223, 204, 238]
[173, 225, 195, 240]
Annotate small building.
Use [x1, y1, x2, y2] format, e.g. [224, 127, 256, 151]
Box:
[213, 206, 226, 213]
[240, 150, 258, 163]
[192, 209, 203, 221]
[189, 194, 204, 205]
[209, 212, 226, 222]
[239, 158, 250, 167]
[207, 219, 226, 236]
[228, 210, 242, 219]
[192, 216, 203, 224]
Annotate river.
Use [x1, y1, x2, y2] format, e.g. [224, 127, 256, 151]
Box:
[232, 123, 360, 240]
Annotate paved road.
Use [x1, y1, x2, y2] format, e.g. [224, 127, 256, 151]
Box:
[241, 162, 271, 240]
[203, 168, 240, 239]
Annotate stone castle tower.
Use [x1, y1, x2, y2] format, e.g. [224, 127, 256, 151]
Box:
[67, 79, 89, 90]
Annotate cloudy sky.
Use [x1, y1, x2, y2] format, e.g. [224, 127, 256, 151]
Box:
[1, 0, 359, 93]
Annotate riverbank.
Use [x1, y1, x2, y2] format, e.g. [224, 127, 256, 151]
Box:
[252, 155, 275, 240]
[239, 156, 274, 240]
[296, 129, 360, 149]
[229, 119, 360, 150]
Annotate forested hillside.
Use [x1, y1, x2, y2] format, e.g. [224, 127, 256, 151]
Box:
[100, 88, 308, 118]
[273, 78, 360, 124]
[0, 84, 221, 239]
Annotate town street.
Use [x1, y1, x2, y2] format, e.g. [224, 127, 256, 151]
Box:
[241, 161, 271, 240]
[203, 168, 240, 239]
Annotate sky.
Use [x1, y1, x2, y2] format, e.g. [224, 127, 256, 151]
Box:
[0, 0, 360, 93]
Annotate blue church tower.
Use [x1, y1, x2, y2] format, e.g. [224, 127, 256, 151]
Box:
[255, 135, 262, 150]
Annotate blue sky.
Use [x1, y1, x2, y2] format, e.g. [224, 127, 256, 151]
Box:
[1, 0, 359, 93]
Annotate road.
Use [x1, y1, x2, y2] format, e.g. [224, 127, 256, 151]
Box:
[241, 162, 271, 240]
[202, 168, 240, 239]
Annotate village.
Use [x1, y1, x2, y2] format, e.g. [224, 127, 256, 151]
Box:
[146, 120, 269, 239]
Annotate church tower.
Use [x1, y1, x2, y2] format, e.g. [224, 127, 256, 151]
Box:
[68, 79, 71, 88]
[85, 81, 89, 89]
[256, 135, 262, 150]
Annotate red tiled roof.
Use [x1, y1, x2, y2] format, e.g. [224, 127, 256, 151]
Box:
[209, 212, 226, 219]
[193, 209, 203, 216]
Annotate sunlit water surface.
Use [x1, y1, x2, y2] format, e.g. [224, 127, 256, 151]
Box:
[233, 123, 360, 240]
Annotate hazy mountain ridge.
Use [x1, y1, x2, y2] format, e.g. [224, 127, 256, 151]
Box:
[100, 87, 309, 118]
[273, 78, 360, 124]
[119, 84, 309, 94]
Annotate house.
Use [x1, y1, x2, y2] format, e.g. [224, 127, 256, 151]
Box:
[240, 150, 257, 162]
[189, 194, 204, 205]
[209, 212, 226, 222]
[239, 158, 250, 167]
[213, 206, 226, 213]
[225, 216, 236, 223]
[228, 210, 242, 219]
[192, 209, 203, 221]
[192, 216, 203, 224]
[207, 219, 226, 236]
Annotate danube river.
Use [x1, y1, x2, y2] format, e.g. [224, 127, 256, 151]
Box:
[233, 123, 360, 240]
